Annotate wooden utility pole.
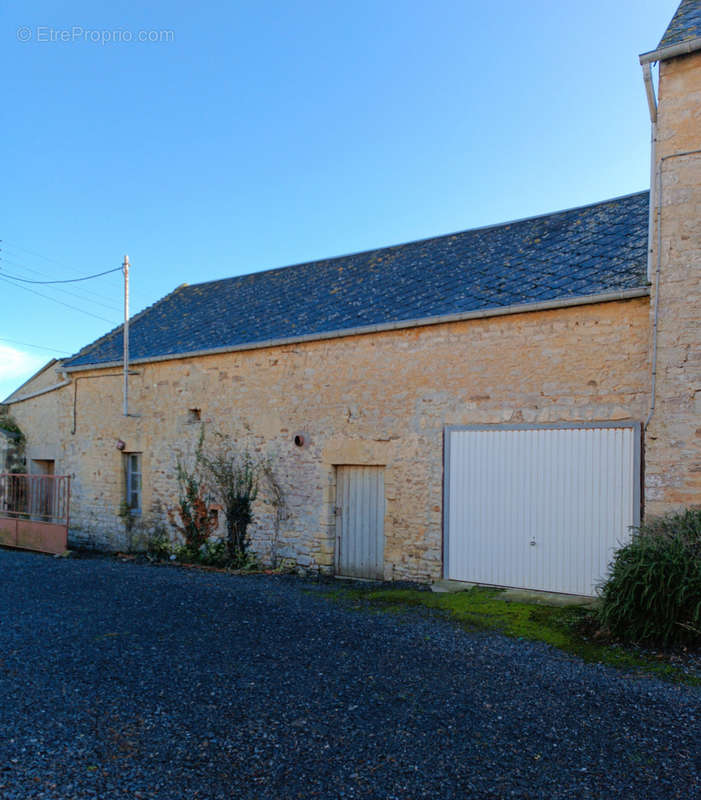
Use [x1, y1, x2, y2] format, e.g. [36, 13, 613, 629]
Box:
[123, 254, 130, 417]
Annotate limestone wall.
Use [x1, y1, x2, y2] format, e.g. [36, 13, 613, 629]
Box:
[645, 50, 701, 512]
[9, 299, 650, 579]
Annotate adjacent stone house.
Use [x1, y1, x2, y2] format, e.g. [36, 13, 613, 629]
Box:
[4, 2, 700, 594]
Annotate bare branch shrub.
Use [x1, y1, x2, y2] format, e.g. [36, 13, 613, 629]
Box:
[199, 433, 285, 568]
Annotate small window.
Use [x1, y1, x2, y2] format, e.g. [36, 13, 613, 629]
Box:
[187, 408, 201, 423]
[125, 453, 142, 513]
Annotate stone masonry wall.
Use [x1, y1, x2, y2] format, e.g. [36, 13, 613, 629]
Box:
[645, 50, 701, 513]
[9, 299, 650, 580]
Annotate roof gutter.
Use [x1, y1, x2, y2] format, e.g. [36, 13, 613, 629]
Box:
[61, 286, 650, 374]
[639, 35, 701, 65]
[2, 379, 72, 405]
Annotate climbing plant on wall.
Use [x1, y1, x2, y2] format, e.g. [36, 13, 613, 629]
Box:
[0, 411, 26, 473]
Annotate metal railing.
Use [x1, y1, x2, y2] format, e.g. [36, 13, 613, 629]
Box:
[0, 473, 71, 526]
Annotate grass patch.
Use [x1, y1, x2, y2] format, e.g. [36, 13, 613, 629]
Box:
[321, 584, 700, 686]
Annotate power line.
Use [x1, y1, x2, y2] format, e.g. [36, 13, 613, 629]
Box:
[0, 256, 122, 312]
[1, 240, 125, 302]
[2, 242, 128, 293]
[1, 244, 150, 312]
[0, 265, 122, 284]
[1, 240, 80, 272]
[0, 254, 54, 278]
[1, 248, 120, 290]
[0, 337, 71, 355]
[0, 276, 119, 325]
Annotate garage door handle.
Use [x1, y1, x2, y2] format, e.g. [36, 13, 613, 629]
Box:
[530, 538, 537, 546]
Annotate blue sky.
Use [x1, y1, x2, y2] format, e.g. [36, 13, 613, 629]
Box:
[1, 0, 675, 400]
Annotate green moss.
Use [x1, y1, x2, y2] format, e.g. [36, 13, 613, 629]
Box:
[321, 585, 700, 686]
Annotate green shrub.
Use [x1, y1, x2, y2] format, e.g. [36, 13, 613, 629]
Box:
[598, 509, 701, 647]
[167, 426, 285, 569]
[146, 527, 173, 560]
[0, 410, 24, 439]
[0, 410, 26, 472]
[167, 460, 217, 560]
[199, 434, 284, 568]
[200, 447, 259, 566]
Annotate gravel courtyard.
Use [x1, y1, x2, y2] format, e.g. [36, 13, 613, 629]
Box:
[0, 549, 699, 799]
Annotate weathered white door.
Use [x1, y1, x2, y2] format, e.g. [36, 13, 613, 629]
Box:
[336, 466, 385, 579]
[444, 424, 640, 596]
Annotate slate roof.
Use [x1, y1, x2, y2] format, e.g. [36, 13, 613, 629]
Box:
[63, 191, 649, 369]
[659, 0, 701, 50]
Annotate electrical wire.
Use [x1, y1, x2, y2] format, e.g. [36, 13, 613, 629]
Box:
[2, 241, 81, 271]
[0, 275, 119, 325]
[0, 240, 149, 319]
[0, 266, 121, 284]
[0, 256, 122, 312]
[1, 240, 125, 304]
[2, 241, 124, 290]
[0, 337, 71, 355]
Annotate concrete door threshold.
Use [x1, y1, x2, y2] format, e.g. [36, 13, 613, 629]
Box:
[334, 574, 382, 584]
[430, 579, 597, 607]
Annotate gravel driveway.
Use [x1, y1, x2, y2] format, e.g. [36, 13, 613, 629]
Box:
[0, 549, 699, 799]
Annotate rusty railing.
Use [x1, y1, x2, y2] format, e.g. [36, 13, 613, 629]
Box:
[0, 473, 71, 554]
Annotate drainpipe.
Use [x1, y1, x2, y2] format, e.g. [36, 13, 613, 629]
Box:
[644, 143, 701, 431]
[641, 62, 657, 123]
[70, 371, 141, 434]
[642, 62, 657, 284]
[645, 157, 661, 431]
[123, 254, 130, 417]
[638, 53, 701, 430]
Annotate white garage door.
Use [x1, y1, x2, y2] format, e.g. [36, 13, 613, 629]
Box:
[444, 423, 640, 596]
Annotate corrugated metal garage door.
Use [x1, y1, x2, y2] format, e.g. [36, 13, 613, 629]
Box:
[444, 423, 640, 596]
[336, 466, 385, 580]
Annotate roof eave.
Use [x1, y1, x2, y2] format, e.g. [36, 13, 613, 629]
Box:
[640, 35, 701, 64]
[2, 379, 72, 406]
[62, 286, 650, 374]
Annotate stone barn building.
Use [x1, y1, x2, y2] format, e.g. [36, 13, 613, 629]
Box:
[4, 2, 700, 595]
